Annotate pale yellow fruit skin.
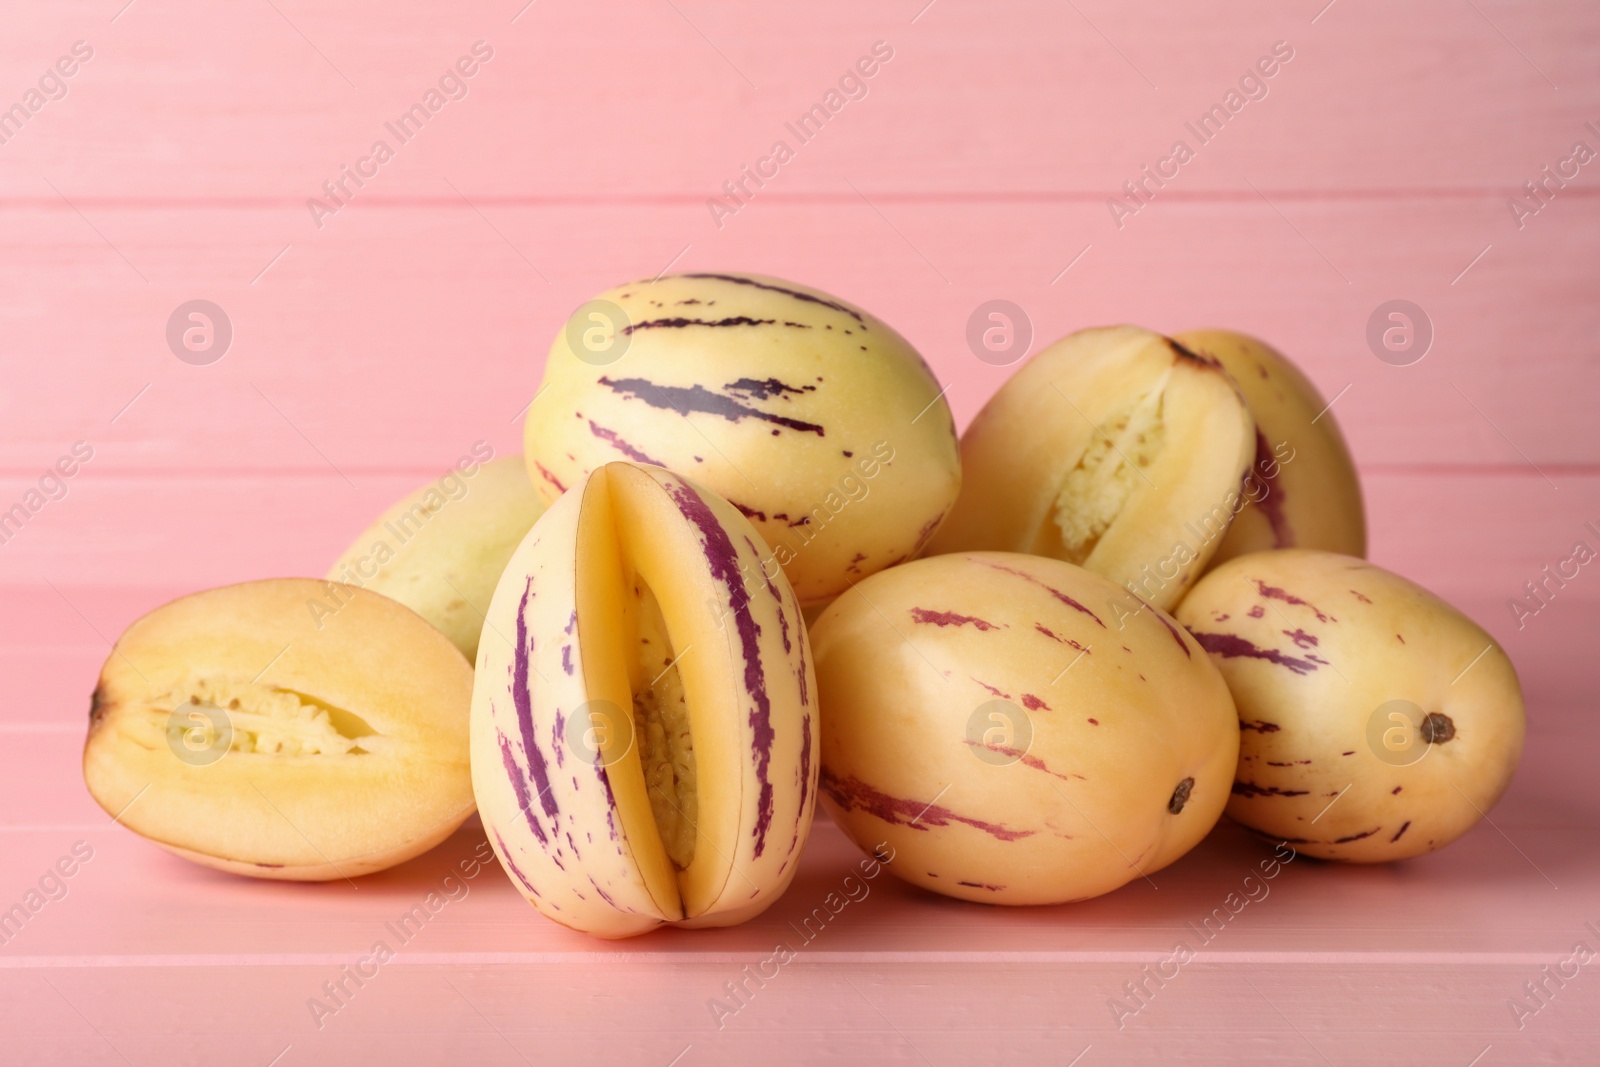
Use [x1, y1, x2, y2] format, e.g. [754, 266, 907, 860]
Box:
[472, 462, 818, 939]
[1175, 329, 1366, 567]
[157, 821, 466, 882]
[811, 551, 1239, 905]
[1174, 549, 1525, 862]
[329, 455, 546, 660]
[926, 325, 1254, 612]
[523, 272, 961, 605]
[82, 579, 475, 881]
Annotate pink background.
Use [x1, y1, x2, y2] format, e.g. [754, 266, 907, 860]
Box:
[2, 1, 1597, 1063]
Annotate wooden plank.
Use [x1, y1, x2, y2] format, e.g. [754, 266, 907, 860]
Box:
[3, 963, 1592, 1066]
[0, 821, 1592, 1063]
[0, 1, 1594, 199]
[1, 197, 1595, 473]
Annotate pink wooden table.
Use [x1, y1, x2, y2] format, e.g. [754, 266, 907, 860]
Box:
[3, 1, 1597, 1062]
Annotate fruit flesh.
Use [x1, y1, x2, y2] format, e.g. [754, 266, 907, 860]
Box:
[572, 463, 746, 919]
[161, 675, 384, 757]
[1174, 549, 1524, 861]
[1174, 329, 1366, 567]
[523, 273, 960, 605]
[628, 580, 696, 870]
[809, 551, 1239, 905]
[82, 579, 475, 880]
[473, 462, 817, 937]
[1045, 384, 1165, 561]
[927, 325, 1254, 611]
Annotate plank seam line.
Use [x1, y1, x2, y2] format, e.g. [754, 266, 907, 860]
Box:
[2, 188, 1599, 211]
[0, 951, 1572, 968]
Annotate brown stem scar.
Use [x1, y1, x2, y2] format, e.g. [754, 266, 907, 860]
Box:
[1419, 713, 1456, 744]
[1168, 777, 1195, 814]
